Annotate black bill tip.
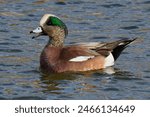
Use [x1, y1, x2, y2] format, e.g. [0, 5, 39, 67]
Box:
[32, 36, 35, 39]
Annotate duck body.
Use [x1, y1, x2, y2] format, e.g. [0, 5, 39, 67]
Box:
[40, 45, 105, 73]
[30, 14, 140, 73]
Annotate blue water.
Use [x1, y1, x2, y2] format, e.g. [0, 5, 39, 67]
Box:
[0, 0, 150, 99]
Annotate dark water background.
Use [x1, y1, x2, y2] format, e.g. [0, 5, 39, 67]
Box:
[0, 0, 150, 99]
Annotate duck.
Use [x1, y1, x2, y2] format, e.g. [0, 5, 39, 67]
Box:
[30, 14, 140, 73]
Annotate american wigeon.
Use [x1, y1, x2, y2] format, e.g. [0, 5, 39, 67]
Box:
[30, 14, 140, 73]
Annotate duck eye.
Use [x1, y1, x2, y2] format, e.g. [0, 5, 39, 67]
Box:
[46, 16, 68, 37]
[46, 19, 52, 25]
[46, 17, 62, 26]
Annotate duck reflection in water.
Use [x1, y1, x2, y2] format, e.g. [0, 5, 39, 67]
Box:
[39, 67, 136, 98]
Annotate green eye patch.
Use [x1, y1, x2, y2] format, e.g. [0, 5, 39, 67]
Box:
[46, 16, 68, 37]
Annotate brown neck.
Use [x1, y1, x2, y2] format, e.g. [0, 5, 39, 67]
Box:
[46, 27, 65, 47]
[48, 36, 64, 47]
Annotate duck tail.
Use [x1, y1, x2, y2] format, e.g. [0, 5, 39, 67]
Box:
[111, 37, 142, 61]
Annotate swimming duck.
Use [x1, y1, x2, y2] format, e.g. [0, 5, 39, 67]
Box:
[30, 14, 139, 73]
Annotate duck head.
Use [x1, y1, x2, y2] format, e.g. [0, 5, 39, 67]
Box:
[30, 14, 68, 47]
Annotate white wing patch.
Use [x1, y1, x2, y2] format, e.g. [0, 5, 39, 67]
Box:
[69, 56, 95, 62]
[104, 52, 114, 68]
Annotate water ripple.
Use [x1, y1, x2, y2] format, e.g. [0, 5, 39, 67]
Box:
[0, 49, 22, 53]
[101, 4, 125, 8]
[12, 96, 44, 100]
[120, 26, 139, 30]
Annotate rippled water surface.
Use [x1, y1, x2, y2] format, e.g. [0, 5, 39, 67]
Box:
[0, 0, 150, 99]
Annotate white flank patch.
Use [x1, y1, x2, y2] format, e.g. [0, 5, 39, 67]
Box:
[69, 56, 95, 62]
[104, 52, 114, 68]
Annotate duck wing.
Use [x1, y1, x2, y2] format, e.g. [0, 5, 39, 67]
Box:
[67, 38, 141, 61]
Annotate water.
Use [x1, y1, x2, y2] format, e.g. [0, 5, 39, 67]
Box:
[0, 0, 150, 100]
